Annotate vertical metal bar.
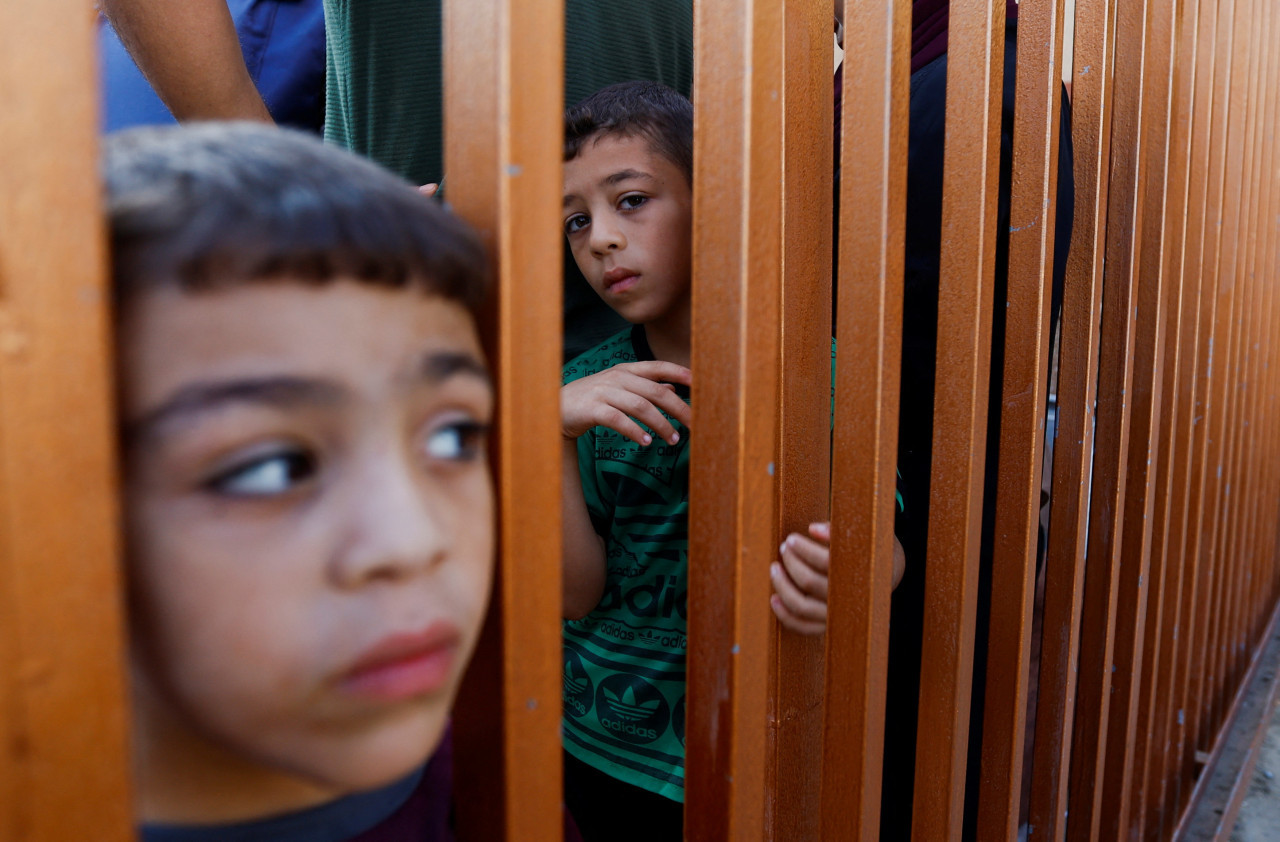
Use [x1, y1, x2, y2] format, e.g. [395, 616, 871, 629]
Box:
[443, 0, 565, 837]
[1248, 9, 1280, 653]
[1028, 0, 1120, 836]
[771, 1, 832, 837]
[1134, 2, 1203, 837]
[0, 2, 134, 839]
[1166, 0, 1224, 824]
[1240, 27, 1273, 666]
[1268, 79, 1280, 624]
[1062, 0, 1152, 837]
[1224, 0, 1259, 692]
[1262, 63, 1280, 637]
[1179, 0, 1236, 813]
[1212, 0, 1259, 752]
[1209, 0, 1246, 741]
[1242, 0, 1269, 673]
[1240, 0, 1275, 685]
[1204, 0, 1261, 745]
[1268, 87, 1280, 619]
[1252, 0, 1279, 657]
[1097, 0, 1179, 836]
[974, 0, 1066, 837]
[908, 0, 1007, 837]
[1194, 0, 1247, 754]
[821, 0, 910, 837]
[1213, 0, 1264, 716]
[1238, 12, 1273, 649]
[685, 0, 784, 837]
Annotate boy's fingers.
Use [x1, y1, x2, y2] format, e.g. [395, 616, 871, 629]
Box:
[639, 383, 692, 429]
[620, 360, 692, 386]
[771, 594, 827, 636]
[607, 390, 681, 445]
[808, 521, 832, 543]
[594, 405, 660, 446]
[782, 533, 831, 576]
[609, 372, 690, 433]
[614, 367, 691, 415]
[778, 547, 829, 602]
[770, 562, 828, 623]
[561, 365, 691, 444]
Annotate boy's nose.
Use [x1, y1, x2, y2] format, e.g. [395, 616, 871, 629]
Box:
[329, 452, 450, 588]
[589, 218, 626, 255]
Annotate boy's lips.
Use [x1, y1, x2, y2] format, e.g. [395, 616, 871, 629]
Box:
[602, 267, 640, 293]
[340, 622, 461, 702]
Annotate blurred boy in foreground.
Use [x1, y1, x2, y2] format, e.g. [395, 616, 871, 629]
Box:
[108, 123, 494, 841]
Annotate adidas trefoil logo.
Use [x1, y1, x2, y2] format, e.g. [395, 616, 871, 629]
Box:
[563, 659, 588, 697]
[602, 685, 661, 722]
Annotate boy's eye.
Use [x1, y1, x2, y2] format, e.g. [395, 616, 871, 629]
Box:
[618, 194, 648, 211]
[564, 213, 590, 235]
[207, 450, 317, 497]
[424, 420, 490, 463]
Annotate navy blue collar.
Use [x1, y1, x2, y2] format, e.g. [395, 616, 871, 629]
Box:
[141, 766, 424, 842]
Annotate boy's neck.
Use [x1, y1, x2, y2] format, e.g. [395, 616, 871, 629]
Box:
[639, 296, 691, 368]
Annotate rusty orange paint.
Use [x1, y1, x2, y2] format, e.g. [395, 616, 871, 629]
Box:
[685, 0, 784, 838]
[0, 3, 133, 839]
[444, 1, 565, 838]
[975, 0, 1067, 837]
[820, 0, 910, 838]
[909, 0, 1008, 838]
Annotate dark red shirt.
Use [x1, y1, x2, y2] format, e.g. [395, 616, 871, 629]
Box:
[912, 0, 1021, 72]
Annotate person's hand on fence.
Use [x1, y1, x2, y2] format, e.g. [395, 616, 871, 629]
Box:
[560, 361, 691, 444]
[771, 522, 831, 635]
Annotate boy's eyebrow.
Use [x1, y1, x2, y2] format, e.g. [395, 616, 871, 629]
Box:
[562, 169, 656, 207]
[415, 350, 491, 387]
[126, 354, 487, 444]
[602, 168, 654, 186]
[126, 378, 344, 443]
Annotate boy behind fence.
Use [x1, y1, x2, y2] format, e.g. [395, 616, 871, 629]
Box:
[558, 82, 899, 841]
[107, 123, 494, 841]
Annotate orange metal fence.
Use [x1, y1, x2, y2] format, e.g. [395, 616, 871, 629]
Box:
[3, 0, 1280, 840]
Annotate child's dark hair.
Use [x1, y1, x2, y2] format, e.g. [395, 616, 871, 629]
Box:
[564, 82, 693, 183]
[104, 123, 489, 314]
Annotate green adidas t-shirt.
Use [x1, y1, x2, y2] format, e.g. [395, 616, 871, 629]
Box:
[562, 325, 690, 803]
[561, 330, 900, 801]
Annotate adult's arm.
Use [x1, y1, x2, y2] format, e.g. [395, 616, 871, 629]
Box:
[100, 0, 273, 122]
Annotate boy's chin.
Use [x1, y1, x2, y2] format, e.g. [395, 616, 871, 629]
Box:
[305, 709, 449, 794]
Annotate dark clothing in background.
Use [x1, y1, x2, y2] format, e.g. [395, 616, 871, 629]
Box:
[911, 0, 1021, 72]
[100, 0, 326, 134]
[563, 751, 684, 842]
[321, 0, 693, 188]
[879, 21, 1076, 842]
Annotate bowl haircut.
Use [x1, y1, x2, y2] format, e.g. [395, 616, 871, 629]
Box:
[104, 122, 489, 316]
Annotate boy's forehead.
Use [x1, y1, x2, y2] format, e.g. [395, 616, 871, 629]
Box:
[119, 281, 487, 418]
[564, 133, 678, 192]
[578, 132, 659, 166]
